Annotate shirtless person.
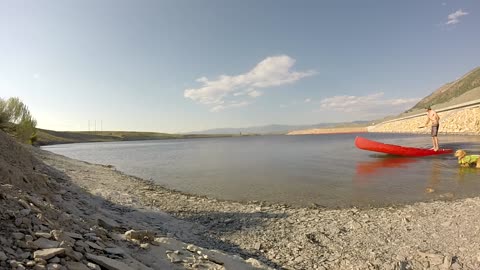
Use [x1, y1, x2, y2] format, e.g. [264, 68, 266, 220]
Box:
[422, 106, 440, 151]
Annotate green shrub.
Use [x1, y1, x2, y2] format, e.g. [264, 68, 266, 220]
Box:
[0, 97, 37, 144]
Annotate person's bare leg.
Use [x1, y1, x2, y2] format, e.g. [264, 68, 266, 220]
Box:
[433, 136, 439, 151]
[431, 137, 435, 150]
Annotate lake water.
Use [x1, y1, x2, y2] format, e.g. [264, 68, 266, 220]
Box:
[42, 133, 480, 208]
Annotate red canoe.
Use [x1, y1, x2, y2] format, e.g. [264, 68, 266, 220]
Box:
[354, 136, 453, 157]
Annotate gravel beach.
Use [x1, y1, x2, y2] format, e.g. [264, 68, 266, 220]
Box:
[2, 129, 480, 269]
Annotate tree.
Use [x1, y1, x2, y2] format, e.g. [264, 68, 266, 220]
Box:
[0, 97, 37, 144]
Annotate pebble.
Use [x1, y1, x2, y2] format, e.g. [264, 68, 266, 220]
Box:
[167, 253, 183, 263]
[46, 263, 62, 270]
[66, 262, 90, 270]
[87, 262, 101, 270]
[12, 233, 25, 240]
[49, 257, 60, 263]
[0, 251, 7, 261]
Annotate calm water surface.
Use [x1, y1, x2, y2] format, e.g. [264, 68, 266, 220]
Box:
[42, 133, 480, 207]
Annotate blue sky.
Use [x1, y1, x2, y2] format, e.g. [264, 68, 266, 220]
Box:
[1, 0, 479, 133]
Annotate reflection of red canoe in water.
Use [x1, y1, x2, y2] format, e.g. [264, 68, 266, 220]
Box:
[356, 158, 417, 175]
[355, 136, 453, 157]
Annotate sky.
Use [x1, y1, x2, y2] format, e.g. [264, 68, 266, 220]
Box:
[1, 0, 479, 133]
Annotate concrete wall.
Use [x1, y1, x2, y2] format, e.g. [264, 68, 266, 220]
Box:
[369, 107, 480, 135]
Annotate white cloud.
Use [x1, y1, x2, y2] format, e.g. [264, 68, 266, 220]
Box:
[248, 90, 263, 98]
[211, 101, 251, 112]
[304, 98, 311, 103]
[318, 92, 420, 118]
[184, 55, 316, 112]
[33, 74, 40, 79]
[446, 9, 468, 25]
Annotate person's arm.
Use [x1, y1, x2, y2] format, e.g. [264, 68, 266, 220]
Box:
[424, 115, 431, 127]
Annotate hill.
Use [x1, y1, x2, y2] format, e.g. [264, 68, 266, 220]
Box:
[36, 129, 238, 146]
[370, 66, 480, 123]
[410, 67, 480, 111]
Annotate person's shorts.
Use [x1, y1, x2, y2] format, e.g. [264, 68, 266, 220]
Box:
[431, 125, 439, 137]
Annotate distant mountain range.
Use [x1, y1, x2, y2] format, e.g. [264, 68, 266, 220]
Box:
[188, 121, 371, 135]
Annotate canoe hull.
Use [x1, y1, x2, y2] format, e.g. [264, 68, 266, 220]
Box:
[354, 136, 453, 157]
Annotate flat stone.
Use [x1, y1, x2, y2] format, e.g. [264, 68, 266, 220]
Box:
[104, 247, 125, 255]
[65, 232, 83, 240]
[20, 208, 31, 216]
[49, 257, 60, 263]
[3, 247, 16, 255]
[12, 233, 25, 240]
[66, 262, 90, 270]
[97, 216, 120, 230]
[33, 248, 65, 260]
[75, 240, 88, 248]
[86, 254, 134, 270]
[35, 232, 52, 239]
[85, 241, 103, 250]
[65, 248, 83, 261]
[18, 251, 32, 259]
[33, 238, 60, 249]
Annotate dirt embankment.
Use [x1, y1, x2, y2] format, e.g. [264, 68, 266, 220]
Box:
[369, 107, 480, 134]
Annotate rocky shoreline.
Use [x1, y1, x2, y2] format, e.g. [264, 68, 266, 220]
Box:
[369, 107, 480, 135]
[2, 130, 480, 269]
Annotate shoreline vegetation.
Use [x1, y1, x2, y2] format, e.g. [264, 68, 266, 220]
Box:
[3, 128, 480, 269]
